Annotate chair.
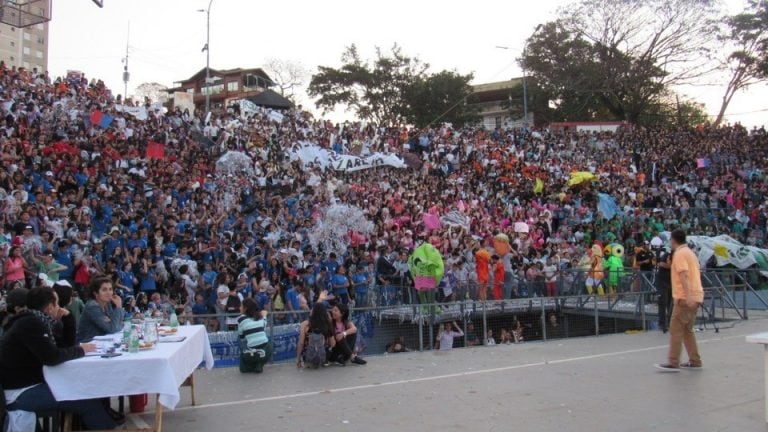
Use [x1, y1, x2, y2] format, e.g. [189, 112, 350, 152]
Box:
[0, 382, 65, 432]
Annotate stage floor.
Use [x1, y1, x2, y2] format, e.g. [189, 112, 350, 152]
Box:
[126, 317, 768, 432]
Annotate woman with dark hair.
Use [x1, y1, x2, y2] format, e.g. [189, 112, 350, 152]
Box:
[76, 277, 125, 343]
[296, 298, 334, 368]
[3, 245, 28, 290]
[52, 281, 77, 348]
[237, 297, 271, 374]
[0, 287, 117, 430]
[329, 303, 367, 366]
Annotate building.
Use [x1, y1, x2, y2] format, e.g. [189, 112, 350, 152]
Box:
[0, 0, 50, 72]
[166, 67, 291, 112]
[468, 78, 534, 130]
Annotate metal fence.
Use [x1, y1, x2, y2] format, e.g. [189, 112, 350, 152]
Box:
[197, 268, 766, 367]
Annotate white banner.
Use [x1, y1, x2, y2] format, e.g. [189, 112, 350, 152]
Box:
[239, 99, 259, 117]
[174, 92, 195, 115]
[686, 235, 768, 270]
[289, 141, 406, 172]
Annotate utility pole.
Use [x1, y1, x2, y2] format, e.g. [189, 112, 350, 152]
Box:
[121, 22, 130, 101]
[199, 0, 214, 115]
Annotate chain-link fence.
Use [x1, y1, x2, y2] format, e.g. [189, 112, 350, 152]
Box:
[196, 268, 765, 367]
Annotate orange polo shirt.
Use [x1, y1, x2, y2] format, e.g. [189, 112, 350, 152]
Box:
[670, 245, 704, 303]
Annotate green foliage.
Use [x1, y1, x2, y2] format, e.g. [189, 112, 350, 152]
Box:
[308, 44, 428, 125]
[309, 45, 477, 127]
[403, 70, 478, 128]
[521, 0, 719, 126]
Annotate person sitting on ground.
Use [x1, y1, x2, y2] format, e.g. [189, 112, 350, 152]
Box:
[237, 298, 272, 374]
[296, 300, 334, 369]
[486, 329, 497, 346]
[499, 328, 513, 345]
[435, 321, 464, 350]
[385, 335, 410, 353]
[76, 277, 125, 343]
[0, 287, 117, 430]
[328, 303, 367, 365]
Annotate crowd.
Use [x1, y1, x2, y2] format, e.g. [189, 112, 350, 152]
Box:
[0, 58, 764, 428]
[0, 61, 764, 352]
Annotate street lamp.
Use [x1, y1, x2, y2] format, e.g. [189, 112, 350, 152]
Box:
[198, 0, 213, 115]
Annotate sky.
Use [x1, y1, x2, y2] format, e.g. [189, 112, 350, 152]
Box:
[48, 0, 767, 127]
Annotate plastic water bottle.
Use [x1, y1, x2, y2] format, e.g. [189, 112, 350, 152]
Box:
[129, 328, 140, 353]
[169, 310, 179, 328]
[122, 317, 132, 343]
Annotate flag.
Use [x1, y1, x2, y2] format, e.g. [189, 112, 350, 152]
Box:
[90, 110, 103, 126]
[568, 171, 597, 187]
[696, 158, 710, 169]
[597, 193, 622, 220]
[99, 114, 113, 129]
[533, 178, 544, 195]
[190, 129, 215, 148]
[146, 141, 165, 160]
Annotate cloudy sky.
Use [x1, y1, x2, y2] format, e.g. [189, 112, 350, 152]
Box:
[48, 0, 767, 126]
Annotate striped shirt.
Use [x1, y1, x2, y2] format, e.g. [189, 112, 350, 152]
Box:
[237, 316, 268, 348]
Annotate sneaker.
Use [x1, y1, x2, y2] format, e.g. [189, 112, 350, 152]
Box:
[351, 356, 367, 365]
[322, 361, 330, 368]
[680, 362, 702, 370]
[654, 363, 681, 372]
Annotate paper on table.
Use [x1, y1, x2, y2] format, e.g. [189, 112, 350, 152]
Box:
[158, 336, 187, 343]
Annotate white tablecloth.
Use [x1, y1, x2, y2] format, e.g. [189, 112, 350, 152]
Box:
[43, 325, 214, 410]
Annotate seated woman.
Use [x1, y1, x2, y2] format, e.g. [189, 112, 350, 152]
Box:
[296, 301, 334, 369]
[0, 287, 117, 430]
[76, 277, 125, 343]
[328, 303, 367, 365]
[52, 281, 77, 348]
[237, 298, 272, 374]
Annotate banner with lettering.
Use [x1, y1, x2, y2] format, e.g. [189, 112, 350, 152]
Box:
[289, 141, 407, 172]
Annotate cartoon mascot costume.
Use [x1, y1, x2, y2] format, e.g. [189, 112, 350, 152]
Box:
[604, 243, 625, 296]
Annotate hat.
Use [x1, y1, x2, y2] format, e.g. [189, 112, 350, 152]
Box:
[5, 288, 29, 311]
[216, 285, 229, 295]
[45, 171, 53, 176]
[109, 226, 120, 234]
[24, 225, 33, 230]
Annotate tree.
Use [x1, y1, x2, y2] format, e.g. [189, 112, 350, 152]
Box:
[636, 94, 709, 128]
[308, 44, 428, 125]
[403, 70, 479, 128]
[714, 0, 768, 125]
[133, 82, 168, 104]
[523, 0, 720, 124]
[263, 58, 309, 103]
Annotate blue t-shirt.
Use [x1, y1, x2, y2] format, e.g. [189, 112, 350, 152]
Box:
[351, 272, 369, 293]
[286, 287, 300, 311]
[254, 291, 270, 310]
[332, 274, 349, 294]
[191, 303, 208, 315]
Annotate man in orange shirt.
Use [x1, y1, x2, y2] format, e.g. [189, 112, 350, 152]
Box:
[655, 230, 704, 372]
[474, 248, 490, 301]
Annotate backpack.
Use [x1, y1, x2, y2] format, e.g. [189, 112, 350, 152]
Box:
[304, 330, 326, 368]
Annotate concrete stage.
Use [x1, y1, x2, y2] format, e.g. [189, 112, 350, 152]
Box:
[126, 318, 768, 432]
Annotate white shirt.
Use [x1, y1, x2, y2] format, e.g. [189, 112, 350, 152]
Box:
[438, 329, 464, 351]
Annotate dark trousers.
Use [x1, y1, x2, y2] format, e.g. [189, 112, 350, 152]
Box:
[240, 342, 272, 373]
[7, 383, 117, 430]
[657, 282, 672, 331]
[329, 332, 357, 362]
